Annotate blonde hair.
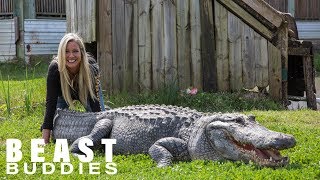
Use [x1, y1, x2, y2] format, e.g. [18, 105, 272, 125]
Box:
[56, 33, 96, 109]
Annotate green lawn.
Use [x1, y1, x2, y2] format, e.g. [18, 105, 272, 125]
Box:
[0, 62, 319, 179]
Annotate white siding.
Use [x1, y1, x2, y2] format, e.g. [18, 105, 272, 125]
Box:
[0, 19, 16, 62]
[296, 21, 320, 39]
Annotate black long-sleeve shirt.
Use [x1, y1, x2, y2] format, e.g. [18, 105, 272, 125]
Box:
[42, 58, 101, 130]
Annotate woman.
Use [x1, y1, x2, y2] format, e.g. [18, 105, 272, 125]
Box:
[41, 33, 105, 144]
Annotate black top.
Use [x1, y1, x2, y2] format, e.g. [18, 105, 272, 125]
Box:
[42, 58, 101, 130]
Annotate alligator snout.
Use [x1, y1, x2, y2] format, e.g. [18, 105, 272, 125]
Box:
[261, 133, 296, 150]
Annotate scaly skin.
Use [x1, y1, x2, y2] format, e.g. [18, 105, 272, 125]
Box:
[53, 104, 296, 167]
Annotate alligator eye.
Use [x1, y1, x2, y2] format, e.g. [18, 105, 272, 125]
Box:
[248, 115, 256, 122]
[235, 118, 244, 124]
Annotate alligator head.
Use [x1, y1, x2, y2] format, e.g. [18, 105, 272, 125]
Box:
[188, 113, 296, 167]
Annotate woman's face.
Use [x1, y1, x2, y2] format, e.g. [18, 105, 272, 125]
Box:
[65, 41, 81, 74]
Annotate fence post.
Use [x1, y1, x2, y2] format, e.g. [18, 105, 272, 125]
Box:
[13, 0, 25, 62]
[24, 0, 36, 19]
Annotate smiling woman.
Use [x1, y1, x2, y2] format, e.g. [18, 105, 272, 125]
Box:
[41, 33, 106, 144]
[65, 41, 81, 75]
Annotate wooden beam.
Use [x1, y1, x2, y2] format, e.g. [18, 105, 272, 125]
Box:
[13, 0, 25, 62]
[303, 55, 317, 110]
[288, 48, 311, 56]
[268, 42, 282, 101]
[234, 0, 283, 29]
[216, 0, 274, 40]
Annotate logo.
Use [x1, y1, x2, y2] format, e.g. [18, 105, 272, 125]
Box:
[6, 139, 117, 175]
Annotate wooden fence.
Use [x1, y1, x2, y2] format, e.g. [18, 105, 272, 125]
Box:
[96, 0, 283, 99]
[295, 0, 320, 20]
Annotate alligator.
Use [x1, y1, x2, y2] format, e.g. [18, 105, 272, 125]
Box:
[52, 104, 296, 167]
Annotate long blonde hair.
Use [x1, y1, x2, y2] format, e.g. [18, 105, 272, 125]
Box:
[56, 33, 96, 109]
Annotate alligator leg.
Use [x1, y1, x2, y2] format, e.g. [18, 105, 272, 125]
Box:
[70, 118, 113, 154]
[148, 137, 190, 167]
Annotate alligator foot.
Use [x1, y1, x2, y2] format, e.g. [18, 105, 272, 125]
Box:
[149, 137, 189, 167]
[70, 118, 113, 154]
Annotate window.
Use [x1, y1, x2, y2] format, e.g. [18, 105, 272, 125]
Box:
[36, 0, 66, 19]
[0, 0, 13, 19]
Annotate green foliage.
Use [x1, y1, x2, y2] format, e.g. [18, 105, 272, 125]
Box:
[108, 91, 283, 113]
[23, 67, 34, 114]
[315, 53, 320, 73]
[0, 72, 11, 116]
[0, 62, 319, 179]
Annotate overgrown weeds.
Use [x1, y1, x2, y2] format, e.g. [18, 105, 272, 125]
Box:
[23, 67, 34, 114]
[0, 71, 11, 116]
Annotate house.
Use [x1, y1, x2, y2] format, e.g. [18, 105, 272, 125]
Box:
[265, 0, 320, 52]
[0, 0, 66, 63]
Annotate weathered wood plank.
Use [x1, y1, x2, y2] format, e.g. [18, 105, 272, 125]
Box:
[132, 1, 138, 92]
[65, 0, 73, 32]
[288, 47, 311, 56]
[228, 12, 243, 91]
[151, 0, 164, 90]
[216, 0, 273, 40]
[268, 42, 282, 101]
[76, 0, 83, 37]
[124, 0, 134, 91]
[97, 0, 112, 93]
[242, 23, 255, 89]
[66, 0, 96, 42]
[255, 32, 269, 89]
[112, 0, 125, 92]
[214, 0, 229, 91]
[176, 0, 191, 89]
[201, 0, 216, 92]
[151, 0, 165, 90]
[163, 0, 177, 86]
[190, 0, 202, 90]
[138, 0, 152, 91]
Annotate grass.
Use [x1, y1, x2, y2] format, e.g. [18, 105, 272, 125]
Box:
[0, 61, 319, 179]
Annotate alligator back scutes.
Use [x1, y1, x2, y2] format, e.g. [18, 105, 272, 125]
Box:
[107, 104, 203, 121]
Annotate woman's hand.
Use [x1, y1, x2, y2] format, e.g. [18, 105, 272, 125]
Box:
[42, 129, 51, 144]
